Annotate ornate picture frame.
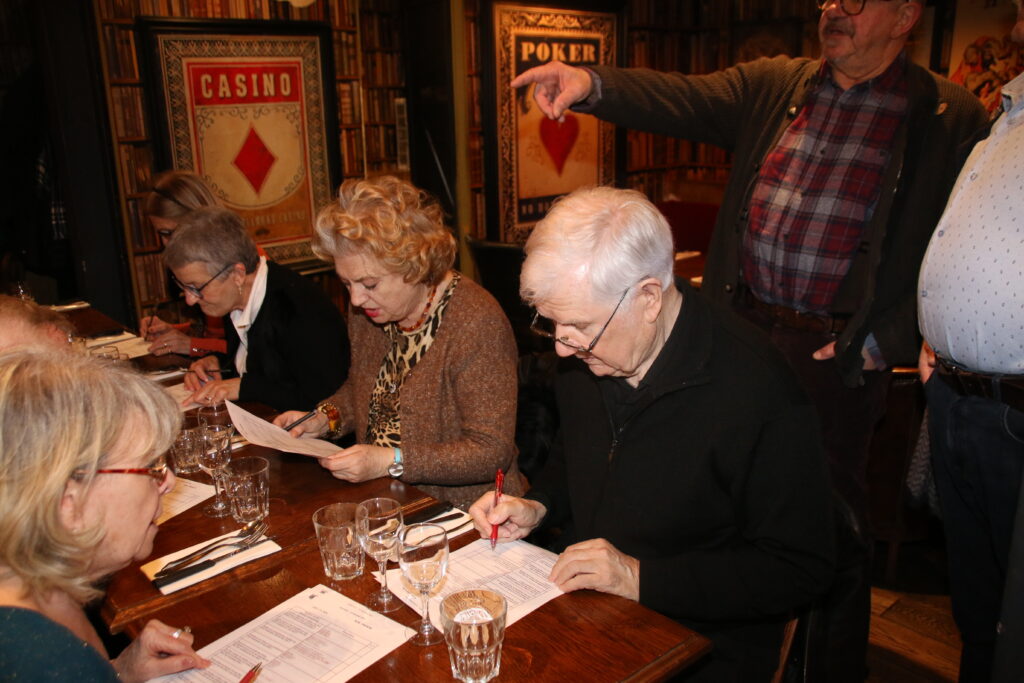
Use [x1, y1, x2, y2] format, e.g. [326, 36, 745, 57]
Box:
[490, 4, 617, 244]
[138, 18, 339, 246]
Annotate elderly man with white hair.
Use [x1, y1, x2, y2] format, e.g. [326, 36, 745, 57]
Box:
[470, 186, 835, 682]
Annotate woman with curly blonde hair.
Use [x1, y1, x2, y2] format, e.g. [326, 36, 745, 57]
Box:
[0, 349, 209, 680]
[275, 176, 524, 510]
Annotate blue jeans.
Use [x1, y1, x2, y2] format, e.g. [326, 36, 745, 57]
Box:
[926, 375, 1024, 683]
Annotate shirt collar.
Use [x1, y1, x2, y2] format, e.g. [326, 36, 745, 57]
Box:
[820, 52, 907, 96]
[230, 256, 269, 331]
[1000, 71, 1024, 115]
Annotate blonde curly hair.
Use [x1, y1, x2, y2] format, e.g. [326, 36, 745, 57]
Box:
[0, 350, 179, 604]
[313, 176, 456, 286]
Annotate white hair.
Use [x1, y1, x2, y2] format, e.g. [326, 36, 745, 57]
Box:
[520, 186, 675, 306]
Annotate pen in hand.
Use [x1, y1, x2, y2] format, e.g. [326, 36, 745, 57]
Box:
[239, 662, 262, 683]
[490, 468, 504, 550]
[282, 410, 317, 432]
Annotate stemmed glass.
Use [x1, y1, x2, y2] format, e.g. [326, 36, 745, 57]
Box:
[356, 497, 403, 613]
[199, 423, 234, 517]
[399, 523, 449, 646]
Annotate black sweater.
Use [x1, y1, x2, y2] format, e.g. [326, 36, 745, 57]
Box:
[223, 261, 349, 412]
[527, 284, 835, 679]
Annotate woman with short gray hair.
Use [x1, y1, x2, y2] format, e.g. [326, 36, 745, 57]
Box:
[167, 206, 349, 411]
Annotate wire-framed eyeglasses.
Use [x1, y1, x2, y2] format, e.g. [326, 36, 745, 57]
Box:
[530, 286, 631, 355]
[816, 0, 905, 16]
[172, 263, 232, 300]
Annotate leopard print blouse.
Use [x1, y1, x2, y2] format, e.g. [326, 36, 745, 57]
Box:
[365, 273, 461, 447]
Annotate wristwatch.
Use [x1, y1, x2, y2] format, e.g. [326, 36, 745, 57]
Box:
[388, 447, 404, 478]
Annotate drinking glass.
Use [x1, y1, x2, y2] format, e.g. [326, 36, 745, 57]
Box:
[313, 503, 365, 581]
[224, 456, 269, 523]
[169, 428, 201, 474]
[440, 590, 507, 683]
[199, 423, 234, 517]
[356, 497, 403, 613]
[197, 401, 232, 428]
[399, 523, 448, 646]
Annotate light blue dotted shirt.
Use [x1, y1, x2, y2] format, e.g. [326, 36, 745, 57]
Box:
[918, 72, 1024, 374]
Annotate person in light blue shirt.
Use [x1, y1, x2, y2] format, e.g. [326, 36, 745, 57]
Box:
[917, 4, 1024, 680]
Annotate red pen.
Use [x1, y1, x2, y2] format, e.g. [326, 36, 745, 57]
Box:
[239, 662, 262, 683]
[490, 469, 504, 550]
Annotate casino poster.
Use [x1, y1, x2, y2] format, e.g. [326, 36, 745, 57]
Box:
[493, 5, 616, 243]
[154, 33, 333, 244]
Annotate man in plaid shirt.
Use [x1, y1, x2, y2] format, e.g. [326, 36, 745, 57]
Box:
[513, 1, 988, 681]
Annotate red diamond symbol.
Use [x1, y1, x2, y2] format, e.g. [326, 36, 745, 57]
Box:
[233, 126, 276, 194]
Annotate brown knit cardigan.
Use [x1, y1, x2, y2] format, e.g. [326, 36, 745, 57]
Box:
[326, 274, 524, 509]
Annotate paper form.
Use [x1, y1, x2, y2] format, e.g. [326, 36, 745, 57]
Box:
[165, 383, 200, 412]
[226, 401, 340, 458]
[384, 538, 563, 627]
[151, 585, 412, 682]
[86, 331, 152, 359]
[156, 478, 215, 525]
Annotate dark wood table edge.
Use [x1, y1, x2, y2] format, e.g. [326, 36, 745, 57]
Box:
[620, 632, 714, 682]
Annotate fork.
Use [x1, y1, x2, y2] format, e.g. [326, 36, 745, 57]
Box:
[156, 521, 268, 577]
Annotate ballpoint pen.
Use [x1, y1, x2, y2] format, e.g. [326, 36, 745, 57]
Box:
[283, 409, 317, 432]
[490, 468, 504, 550]
[239, 661, 262, 683]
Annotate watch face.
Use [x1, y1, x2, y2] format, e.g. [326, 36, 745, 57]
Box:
[388, 461, 404, 477]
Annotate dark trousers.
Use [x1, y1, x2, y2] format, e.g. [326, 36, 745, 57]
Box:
[926, 375, 1024, 683]
[737, 303, 890, 683]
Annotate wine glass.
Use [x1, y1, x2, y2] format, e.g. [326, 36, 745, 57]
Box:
[197, 401, 232, 428]
[399, 523, 449, 646]
[199, 423, 234, 517]
[356, 497, 403, 613]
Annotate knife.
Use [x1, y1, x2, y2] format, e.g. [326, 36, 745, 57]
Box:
[153, 538, 273, 589]
[427, 511, 466, 525]
[404, 500, 453, 525]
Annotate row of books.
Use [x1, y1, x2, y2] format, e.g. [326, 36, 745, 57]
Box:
[359, 9, 400, 51]
[363, 123, 397, 163]
[336, 81, 361, 126]
[626, 1, 701, 29]
[98, 0, 324, 21]
[734, 0, 819, 22]
[118, 144, 154, 195]
[361, 50, 402, 87]
[333, 30, 360, 78]
[363, 86, 401, 124]
[133, 253, 169, 306]
[110, 85, 147, 139]
[340, 128, 364, 177]
[626, 131, 698, 172]
[327, 0, 358, 29]
[102, 25, 139, 81]
[627, 29, 725, 74]
[126, 197, 160, 252]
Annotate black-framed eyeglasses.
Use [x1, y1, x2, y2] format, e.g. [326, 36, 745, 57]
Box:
[817, 0, 905, 16]
[172, 263, 232, 300]
[82, 454, 170, 483]
[530, 286, 631, 355]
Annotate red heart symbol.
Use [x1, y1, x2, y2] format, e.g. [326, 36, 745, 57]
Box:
[539, 114, 579, 175]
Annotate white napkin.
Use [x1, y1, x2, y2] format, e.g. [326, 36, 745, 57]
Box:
[141, 530, 281, 595]
[417, 507, 475, 539]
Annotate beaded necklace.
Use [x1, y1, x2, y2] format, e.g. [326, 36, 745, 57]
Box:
[397, 282, 439, 333]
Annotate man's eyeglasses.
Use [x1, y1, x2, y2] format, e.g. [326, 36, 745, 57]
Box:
[817, 0, 905, 16]
[530, 286, 631, 354]
[172, 263, 232, 300]
[85, 455, 170, 483]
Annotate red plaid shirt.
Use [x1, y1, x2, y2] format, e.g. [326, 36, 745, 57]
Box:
[741, 57, 909, 314]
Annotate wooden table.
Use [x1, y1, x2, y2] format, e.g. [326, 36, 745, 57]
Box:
[74, 304, 713, 679]
[102, 444, 711, 681]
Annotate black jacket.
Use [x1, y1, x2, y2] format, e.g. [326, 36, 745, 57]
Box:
[527, 284, 835, 679]
[223, 261, 349, 411]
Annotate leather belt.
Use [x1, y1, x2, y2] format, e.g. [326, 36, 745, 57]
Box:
[745, 293, 849, 335]
[936, 358, 1024, 414]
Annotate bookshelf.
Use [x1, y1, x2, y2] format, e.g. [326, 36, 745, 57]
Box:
[91, 0, 407, 317]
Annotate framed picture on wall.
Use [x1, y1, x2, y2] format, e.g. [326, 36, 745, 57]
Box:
[948, 0, 1023, 113]
[489, 4, 617, 244]
[137, 18, 339, 246]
